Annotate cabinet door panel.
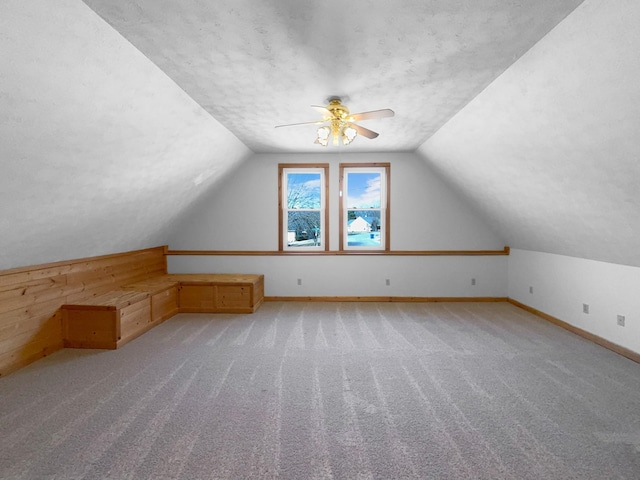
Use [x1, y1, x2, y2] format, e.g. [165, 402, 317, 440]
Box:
[119, 301, 151, 344]
[151, 287, 179, 322]
[180, 285, 214, 311]
[215, 285, 250, 310]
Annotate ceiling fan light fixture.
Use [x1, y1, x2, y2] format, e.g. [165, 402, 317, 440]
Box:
[342, 124, 357, 145]
[315, 126, 330, 146]
[276, 98, 393, 147]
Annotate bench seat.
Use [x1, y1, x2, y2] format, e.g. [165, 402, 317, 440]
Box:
[122, 277, 180, 324]
[61, 273, 265, 349]
[62, 290, 152, 349]
[168, 274, 264, 314]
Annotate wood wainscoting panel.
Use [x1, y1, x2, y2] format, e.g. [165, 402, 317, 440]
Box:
[0, 246, 167, 376]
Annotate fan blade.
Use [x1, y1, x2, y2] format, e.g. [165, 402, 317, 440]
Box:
[349, 109, 395, 122]
[352, 123, 379, 139]
[311, 105, 332, 117]
[275, 119, 326, 128]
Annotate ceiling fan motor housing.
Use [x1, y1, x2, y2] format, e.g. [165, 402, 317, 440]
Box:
[326, 99, 350, 121]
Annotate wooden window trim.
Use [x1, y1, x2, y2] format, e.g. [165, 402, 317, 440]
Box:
[339, 162, 390, 252]
[278, 163, 330, 252]
[165, 247, 511, 256]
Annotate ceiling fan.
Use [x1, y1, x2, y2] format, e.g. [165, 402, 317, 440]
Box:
[275, 97, 394, 146]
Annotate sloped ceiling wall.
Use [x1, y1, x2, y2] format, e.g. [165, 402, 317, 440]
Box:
[3, 0, 636, 272]
[80, 0, 584, 154]
[417, 0, 640, 267]
[0, 0, 252, 270]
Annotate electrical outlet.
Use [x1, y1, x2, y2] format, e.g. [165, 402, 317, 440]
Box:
[471, 278, 476, 286]
[385, 279, 391, 286]
[617, 315, 625, 327]
[297, 278, 302, 286]
[583, 303, 589, 314]
[529, 286, 534, 294]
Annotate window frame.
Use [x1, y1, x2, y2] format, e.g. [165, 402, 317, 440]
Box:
[278, 163, 329, 252]
[339, 163, 390, 251]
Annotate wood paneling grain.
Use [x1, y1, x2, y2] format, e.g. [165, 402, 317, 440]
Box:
[0, 246, 167, 376]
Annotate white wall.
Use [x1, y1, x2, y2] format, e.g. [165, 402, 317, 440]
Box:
[508, 249, 640, 354]
[167, 152, 505, 251]
[166, 152, 508, 297]
[0, 0, 251, 270]
[168, 254, 507, 298]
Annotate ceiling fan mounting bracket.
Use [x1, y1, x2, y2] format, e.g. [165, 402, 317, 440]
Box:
[326, 95, 348, 104]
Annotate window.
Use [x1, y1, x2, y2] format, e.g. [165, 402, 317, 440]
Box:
[340, 163, 390, 251]
[279, 164, 328, 251]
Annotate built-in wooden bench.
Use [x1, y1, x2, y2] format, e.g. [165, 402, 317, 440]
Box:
[62, 290, 152, 349]
[169, 274, 264, 314]
[62, 273, 264, 349]
[122, 277, 180, 324]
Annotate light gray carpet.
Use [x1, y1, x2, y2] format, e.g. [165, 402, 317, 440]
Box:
[1, 301, 640, 479]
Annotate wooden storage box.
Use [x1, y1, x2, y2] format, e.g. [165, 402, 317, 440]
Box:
[62, 290, 151, 349]
[122, 278, 179, 325]
[170, 274, 264, 313]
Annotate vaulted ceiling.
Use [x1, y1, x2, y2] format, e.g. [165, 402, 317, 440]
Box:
[1, 0, 639, 269]
[82, 0, 585, 153]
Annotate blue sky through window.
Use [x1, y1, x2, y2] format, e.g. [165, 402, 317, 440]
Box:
[287, 173, 321, 209]
[347, 172, 381, 208]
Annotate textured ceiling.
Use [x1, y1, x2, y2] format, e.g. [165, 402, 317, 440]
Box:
[82, 0, 585, 153]
[418, 0, 640, 266]
[6, 0, 636, 272]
